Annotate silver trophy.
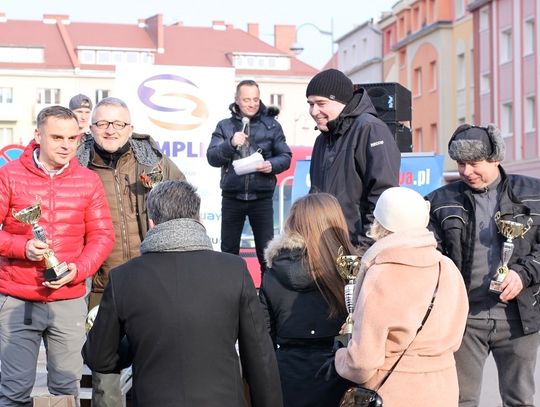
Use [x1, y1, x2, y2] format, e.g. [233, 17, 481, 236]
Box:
[12, 196, 70, 282]
[336, 246, 361, 345]
[490, 211, 533, 293]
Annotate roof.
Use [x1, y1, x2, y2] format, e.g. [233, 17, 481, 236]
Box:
[0, 14, 317, 77]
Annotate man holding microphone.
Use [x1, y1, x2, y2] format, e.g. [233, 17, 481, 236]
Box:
[207, 79, 291, 276]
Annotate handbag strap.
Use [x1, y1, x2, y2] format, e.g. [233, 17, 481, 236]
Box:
[374, 262, 442, 391]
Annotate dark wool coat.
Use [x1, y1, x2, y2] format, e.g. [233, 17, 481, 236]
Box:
[84, 249, 282, 407]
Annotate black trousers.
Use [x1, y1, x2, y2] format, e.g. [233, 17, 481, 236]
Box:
[221, 196, 274, 273]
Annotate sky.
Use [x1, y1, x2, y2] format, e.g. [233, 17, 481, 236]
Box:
[1, 0, 397, 69]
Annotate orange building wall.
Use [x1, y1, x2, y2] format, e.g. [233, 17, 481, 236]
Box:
[410, 42, 439, 152]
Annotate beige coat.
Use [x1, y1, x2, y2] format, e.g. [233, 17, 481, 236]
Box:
[335, 229, 468, 407]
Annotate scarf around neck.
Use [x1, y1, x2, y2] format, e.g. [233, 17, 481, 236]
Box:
[140, 218, 213, 254]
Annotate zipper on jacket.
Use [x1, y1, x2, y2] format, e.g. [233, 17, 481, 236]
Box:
[113, 169, 130, 260]
[124, 174, 135, 214]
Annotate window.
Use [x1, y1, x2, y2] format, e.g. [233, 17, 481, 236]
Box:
[79, 50, 96, 64]
[457, 53, 466, 90]
[524, 19, 535, 56]
[399, 49, 406, 67]
[415, 127, 423, 151]
[413, 67, 422, 96]
[525, 96, 536, 132]
[0, 128, 14, 146]
[455, 0, 465, 18]
[95, 89, 110, 102]
[429, 61, 437, 91]
[97, 50, 111, 65]
[500, 29, 512, 63]
[36, 88, 60, 105]
[413, 6, 420, 31]
[501, 102, 513, 136]
[270, 94, 283, 109]
[479, 7, 489, 31]
[480, 72, 490, 94]
[0, 87, 13, 104]
[430, 123, 437, 149]
[429, 0, 436, 22]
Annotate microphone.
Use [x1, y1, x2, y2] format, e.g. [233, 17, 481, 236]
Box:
[241, 117, 250, 133]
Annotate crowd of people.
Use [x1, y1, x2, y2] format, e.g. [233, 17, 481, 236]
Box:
[0, 68, 538, 407]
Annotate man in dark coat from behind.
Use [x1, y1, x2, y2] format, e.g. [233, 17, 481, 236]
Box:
[83, 180, 283, 407]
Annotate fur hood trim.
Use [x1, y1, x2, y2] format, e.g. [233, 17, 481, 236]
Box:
[264, 232, 305, 268]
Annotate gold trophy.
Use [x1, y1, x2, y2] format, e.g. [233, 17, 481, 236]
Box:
[336, 246, 361, 345]
[140, 162, 163, 189]
[12, 196, 70, 282]
[490, 211, 533, 293]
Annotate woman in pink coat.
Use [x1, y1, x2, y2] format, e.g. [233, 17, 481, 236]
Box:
[335, 187, 469, 406]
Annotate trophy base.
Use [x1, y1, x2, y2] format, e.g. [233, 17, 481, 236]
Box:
[489, 279, 504, 294]
[44, 262, 70, 282]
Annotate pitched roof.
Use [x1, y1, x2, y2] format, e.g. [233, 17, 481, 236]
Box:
[0, 15, 317, 77]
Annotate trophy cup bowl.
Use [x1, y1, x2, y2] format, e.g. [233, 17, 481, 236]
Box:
[12, 204, 42, 225]
[12, 200, 70, 282]
[490, 212, 533, 293]
[336, 246, 360, 344]
[140, 163, 164, 189]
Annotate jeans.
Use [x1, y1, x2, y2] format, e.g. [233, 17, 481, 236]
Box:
[456, 317, 540, 407]
[0, 295, 86, 407]
[221, 196, 274, 273]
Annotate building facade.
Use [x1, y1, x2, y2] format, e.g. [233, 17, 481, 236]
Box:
[469, 0, 539, 176]
[0, 13, 318, 148]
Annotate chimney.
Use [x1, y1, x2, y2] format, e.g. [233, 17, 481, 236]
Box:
[145, 14, 164, 54]
[212, 20, 226, 31]
[43, 14, 70, 25]
[274, 25, 296, 55]
[138, 18, 146, 28]
[0, 12, 6, 23]
[247, 23, 259, 38]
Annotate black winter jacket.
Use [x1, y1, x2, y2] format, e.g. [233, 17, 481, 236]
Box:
[426, 166, 540, 335]
[309, 88, 401, 252]
[207, 103, 291, 200]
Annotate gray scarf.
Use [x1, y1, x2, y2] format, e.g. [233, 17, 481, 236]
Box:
[140, 218, 213, 254]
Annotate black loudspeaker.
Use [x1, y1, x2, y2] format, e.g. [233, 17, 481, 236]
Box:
[355, 82, 412, 122]
[385, 122, 413, 153]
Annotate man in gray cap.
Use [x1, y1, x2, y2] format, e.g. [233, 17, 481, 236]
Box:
[69, 93, 93, 134]
[426, 123, 540, 406]
[305, 68, 401, 253]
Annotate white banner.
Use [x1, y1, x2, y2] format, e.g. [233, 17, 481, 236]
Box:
[115, 65, 235, 248]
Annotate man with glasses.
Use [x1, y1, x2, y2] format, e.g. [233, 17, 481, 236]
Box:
[77, 97, 185, 407]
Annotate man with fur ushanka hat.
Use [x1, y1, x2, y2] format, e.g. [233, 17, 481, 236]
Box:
[426, 123, 540, 406]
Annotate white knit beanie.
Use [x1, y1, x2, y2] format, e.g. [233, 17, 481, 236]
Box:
[373, 187, 430, 232]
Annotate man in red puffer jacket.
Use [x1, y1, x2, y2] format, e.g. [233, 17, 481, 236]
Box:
[0, 105, 114, 406]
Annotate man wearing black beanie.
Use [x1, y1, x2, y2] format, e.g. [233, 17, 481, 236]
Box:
[306, 69, 401, 253]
